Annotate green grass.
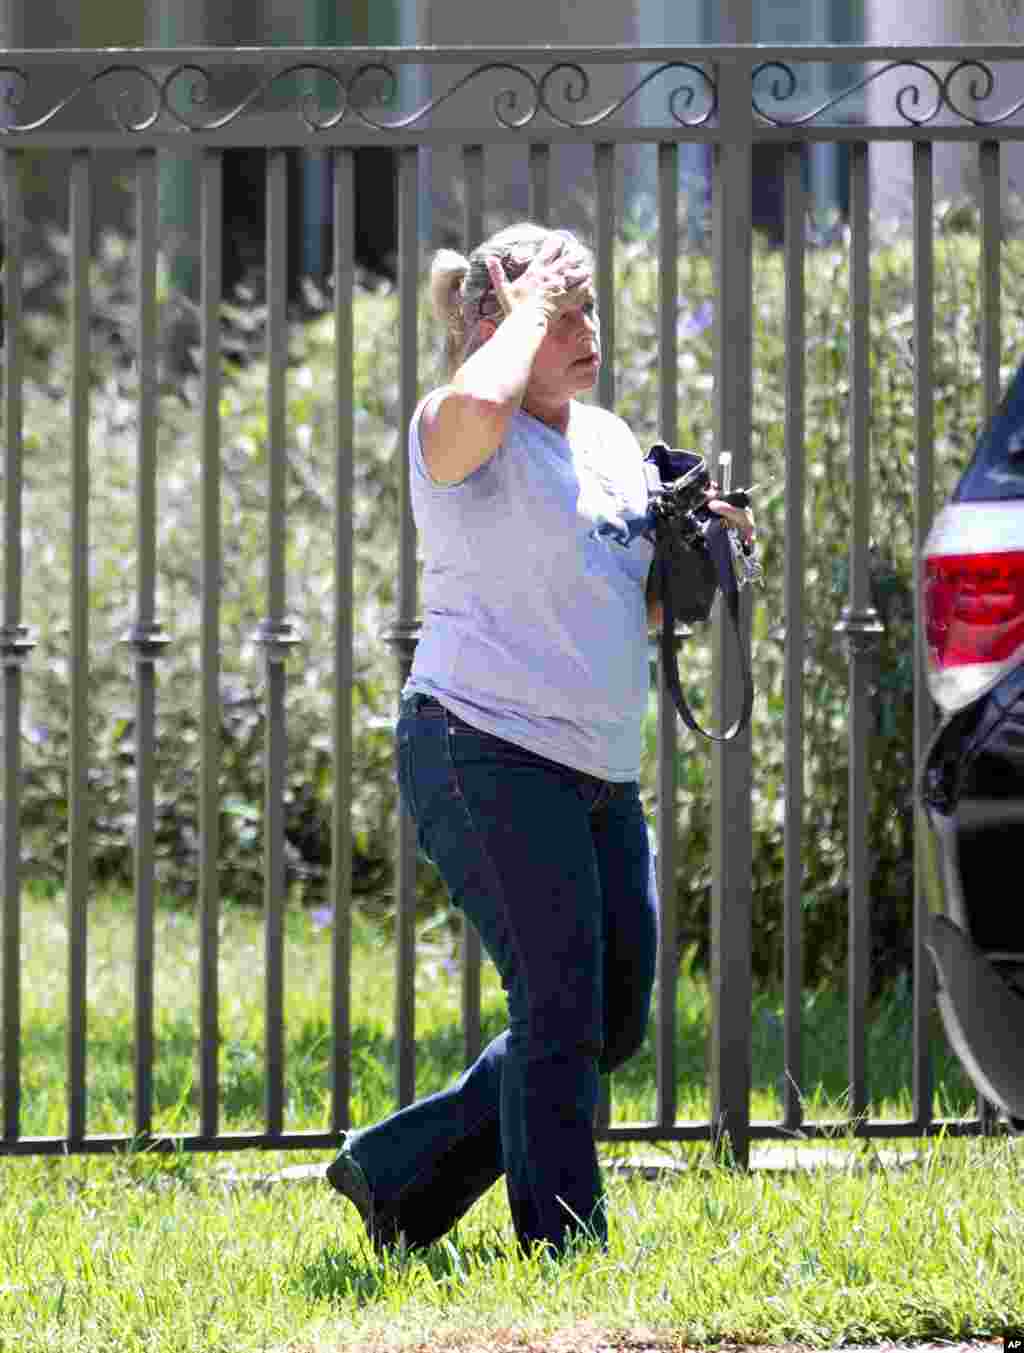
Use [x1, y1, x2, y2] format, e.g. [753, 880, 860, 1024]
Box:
[1, 887, 1020, 1353]
[15, 887, 978, 1137]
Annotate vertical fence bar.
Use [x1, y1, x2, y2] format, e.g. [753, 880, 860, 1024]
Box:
[846, 141, 871, 1123]
[976, 139, 1002, 1135]
[710, 59, 753, 1167]
[912, 140, 935, 1133]
[330, 147, 356, 1134]
[655, 141, 679, 1133]
[1, 148, 32, 1143]
[128, 149, 168, 1140]
[262, 148, 286, 1137]
[394, 145, 420, 1108]
[595, 143, 616, 416]
[462, 144, 484, 247]
[460, 144, 484, 1070]
[980, 142, 1002, 427]
[528, 143, 550, 226]
[782, 142, 806, 1132]
[199, 149, 223, 1141]
[259, 148, 299, 1138]
[836, 142, 882, 1126]
[67, 150, 92, 1144]
[594, 139, 617, 1133]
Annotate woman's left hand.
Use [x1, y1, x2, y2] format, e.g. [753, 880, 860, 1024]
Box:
[704, 487, 756, 547]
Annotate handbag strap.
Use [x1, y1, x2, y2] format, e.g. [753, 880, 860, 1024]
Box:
[658, 521, 754, 742]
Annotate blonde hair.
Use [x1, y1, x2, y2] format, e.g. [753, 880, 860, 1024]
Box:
[430, 223, 593, 378]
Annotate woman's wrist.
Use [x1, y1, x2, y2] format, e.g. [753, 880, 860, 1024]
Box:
[500, 299, 554, 336]
[453, 303, 548, 405]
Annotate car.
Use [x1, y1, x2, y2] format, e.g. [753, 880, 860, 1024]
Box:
[919, 354, 1024, 1124]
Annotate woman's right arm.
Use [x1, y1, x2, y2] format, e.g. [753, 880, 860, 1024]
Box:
[420, 304, 550, 486]
[421, 238, 591, 486]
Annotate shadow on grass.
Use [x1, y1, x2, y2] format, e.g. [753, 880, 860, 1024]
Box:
[298, 1231, 516, 1306]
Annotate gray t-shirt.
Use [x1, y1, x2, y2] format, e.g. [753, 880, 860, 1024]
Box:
[404, 394, 655, 780]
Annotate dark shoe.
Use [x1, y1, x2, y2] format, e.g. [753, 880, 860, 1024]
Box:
[326, 1138, 402, 1252]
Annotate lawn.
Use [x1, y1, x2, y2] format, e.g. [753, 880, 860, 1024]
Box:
[1, 887, 1020, 1353]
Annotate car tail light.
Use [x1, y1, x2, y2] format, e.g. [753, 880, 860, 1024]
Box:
[923, 548, 1024, 712]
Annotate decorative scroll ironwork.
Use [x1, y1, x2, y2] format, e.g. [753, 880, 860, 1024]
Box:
[346, 62, 540, 131]
[535, 61, 716, 128]
[3, 54, 1024, 134]
[163, 60, 412, 132]
[752, 57, 1023, 127]
[0, 63, 163, 133]
[0, 59, 716, 134]
[942, 59, 1024, 126]
[753, 59, 946, 126]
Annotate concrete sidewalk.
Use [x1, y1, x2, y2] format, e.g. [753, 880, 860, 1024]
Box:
[219, 1142, 927, 1191]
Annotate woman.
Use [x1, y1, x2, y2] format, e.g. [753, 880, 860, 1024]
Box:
[327, 223, 752, 1257]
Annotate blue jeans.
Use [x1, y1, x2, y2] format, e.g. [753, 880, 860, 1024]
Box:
[346, 693, 658, 1254]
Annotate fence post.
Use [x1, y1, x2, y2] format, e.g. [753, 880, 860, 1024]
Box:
[392, 145, 421, 1109]
[66, 149, 92, 1145]
[974, 139, 1003, 1138]
[198, 148, 224, 1143]
[1, 147, 33, 1145]
[912, 139, 935, 1133]
[331, 147, 357, 1136]
[782, 142, 807, 1133]
[834, 142, 883, 1125]
[710, 46, 753, 1169]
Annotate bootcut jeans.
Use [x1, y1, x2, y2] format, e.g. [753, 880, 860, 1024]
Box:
[343, 692, 658, 1255]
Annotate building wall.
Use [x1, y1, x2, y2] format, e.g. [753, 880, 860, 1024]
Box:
[413, 0, 644, 247]
[0, 0, 147, 244]
[866, 0, 1024, 225]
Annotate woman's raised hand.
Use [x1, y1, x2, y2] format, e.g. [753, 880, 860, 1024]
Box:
[485, 234, 594, 327]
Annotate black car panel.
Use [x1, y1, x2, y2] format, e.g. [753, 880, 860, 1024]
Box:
[927, 913, 1024, 1119]
[954, 358, 1024, 503]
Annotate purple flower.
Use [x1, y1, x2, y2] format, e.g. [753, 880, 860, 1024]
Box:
[310, 905, 333, 932]
[680, 301, 713, 338]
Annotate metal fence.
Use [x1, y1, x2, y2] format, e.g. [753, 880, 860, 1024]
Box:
[1, 42, 1020, 1161]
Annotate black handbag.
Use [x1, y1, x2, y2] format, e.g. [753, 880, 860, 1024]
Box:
[644, 442, 755, 742]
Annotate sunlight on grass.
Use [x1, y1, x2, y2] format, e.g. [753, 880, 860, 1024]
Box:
[0, 1131, 1022, 1353]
